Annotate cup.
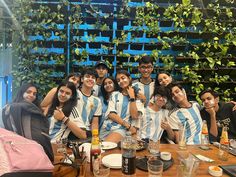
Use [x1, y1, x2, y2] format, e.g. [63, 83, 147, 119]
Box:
[56, 139, 67, 154]
[147, 157, 163, 177]
[148, 140, 160, 155]
[177, 151, 199, 177]
[93, 165, 110, 177]
[178, 123, 187, 150]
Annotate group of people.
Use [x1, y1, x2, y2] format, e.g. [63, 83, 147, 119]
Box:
[1, 56, 236, 160]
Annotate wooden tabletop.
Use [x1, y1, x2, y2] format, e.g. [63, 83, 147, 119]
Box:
[54, 144, 236, 177]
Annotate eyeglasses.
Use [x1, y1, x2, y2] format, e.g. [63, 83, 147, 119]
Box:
[140, 66, 153, 70]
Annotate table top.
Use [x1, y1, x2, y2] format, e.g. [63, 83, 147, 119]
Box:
[54, 144, 236, 177]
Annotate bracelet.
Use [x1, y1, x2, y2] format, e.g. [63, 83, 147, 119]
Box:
[64, 117, 70, 125]
[62, 116, 70, 125]
[127, 124, 131, 131]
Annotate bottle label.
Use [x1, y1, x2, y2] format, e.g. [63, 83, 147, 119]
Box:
[122, 156, 136, 175]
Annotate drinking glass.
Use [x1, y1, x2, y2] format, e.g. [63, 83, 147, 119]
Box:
[148, 140, 160, 155]
[93, 165, 110, 177]
[178, 123, 186, 150]
[147, 157, 163, 177]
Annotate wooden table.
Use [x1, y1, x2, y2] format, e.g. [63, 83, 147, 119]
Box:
[54, 144, 236, 177]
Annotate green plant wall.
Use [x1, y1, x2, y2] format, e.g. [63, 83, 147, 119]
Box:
[12, 0, 236, 101]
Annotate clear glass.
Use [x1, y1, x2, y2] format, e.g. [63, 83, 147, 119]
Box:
[93, 165, 110, 177]
[56, 138, 67, 154]
[218, 144, 229, 161]
[148, 140, 160, 155]
[178, 123, 186, 150]
[147, 157, 163, 177]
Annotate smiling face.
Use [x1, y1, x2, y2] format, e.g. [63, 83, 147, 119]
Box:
[171, 86, 186, 104]
[23, 86, 37, 103]
[82, 74, 96, 88]
[200, 92, 218, 109]
[103, 78, 115, 93]
[153, 94, 167, 108]
[58, 86, 72, 103]
[158, 73, 172, 87]
[138, 63, 153, 78]
[116, 73, 131, 89]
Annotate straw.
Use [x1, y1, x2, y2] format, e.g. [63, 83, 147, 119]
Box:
[180, 121, 186, 143]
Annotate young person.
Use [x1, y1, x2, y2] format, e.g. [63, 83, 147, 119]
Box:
[100, 70, 144, 143]
[154, 72, 186, 110]
[200, 89, 236, 142]
[2, 83, 54, 161]
[132, 56, 154, 107]
[76, 69, 102, 137]
[99, 76, 118, 129]
[167, 83, 202, 144]
[41, 73, 81, 115]
[47, 81, 86, 142]
[139, 86, 174, 142]
[93, 60, 109, 97]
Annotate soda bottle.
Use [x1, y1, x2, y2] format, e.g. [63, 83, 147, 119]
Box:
[218, 126, 229, 161]
[201, 120, 209, 146]
[121, 132, 136, 175]
[90, 129, 101, 172]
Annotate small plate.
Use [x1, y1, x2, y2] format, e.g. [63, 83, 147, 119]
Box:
[136, 156, 174, 172]
[101, 142, 117, 150]
[102, 154, 122, 169]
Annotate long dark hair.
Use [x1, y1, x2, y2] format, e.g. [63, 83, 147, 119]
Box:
[13, 83, 39, 106]
[100, 76, 118, 103]
[47, 81, 77, 117]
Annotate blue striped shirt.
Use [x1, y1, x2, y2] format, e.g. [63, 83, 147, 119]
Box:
[139, 107, 169, 142]
[49, 107, 85, 143]
[132, 79, 155, 107]
[76, 90, 102, 131]
[168, 102, 203, 144]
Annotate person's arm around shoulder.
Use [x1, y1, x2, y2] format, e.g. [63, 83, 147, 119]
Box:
[40, 87, 57, 115]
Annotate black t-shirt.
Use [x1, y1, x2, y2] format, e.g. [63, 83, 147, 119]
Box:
[200, 102, 236, 142]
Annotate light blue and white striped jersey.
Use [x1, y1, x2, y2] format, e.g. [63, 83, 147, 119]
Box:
[93, 84, 102, 97]
[132, 79, 155, 107]
[139, 107, 169, 142]
[168, 101, 203, 145]
[76, 90, 102, 131]
[102, 91, 144, 131]
[99, 96, 109, 130]
[49, 107, 86, 143]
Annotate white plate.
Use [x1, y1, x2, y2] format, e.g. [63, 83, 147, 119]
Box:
[102, 154, 122, 169]
[101, 142, 117, 150]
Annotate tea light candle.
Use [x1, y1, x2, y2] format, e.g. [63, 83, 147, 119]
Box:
[160, 152, 171, 161]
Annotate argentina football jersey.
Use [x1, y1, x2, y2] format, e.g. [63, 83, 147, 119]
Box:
[76, 90, 102, 131]
[49, 107, 86, 143]
[103, 91, 130, 131]
[132, 79, 155, 107]
[168, 102, 203, 144]
[139, 107, 169, 142]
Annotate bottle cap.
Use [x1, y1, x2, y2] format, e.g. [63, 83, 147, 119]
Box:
[92, 129, 99, 136]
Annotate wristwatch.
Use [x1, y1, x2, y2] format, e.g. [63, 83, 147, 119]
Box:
[129, 98, 135, 102]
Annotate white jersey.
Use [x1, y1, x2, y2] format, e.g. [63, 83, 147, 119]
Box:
[132, 79, 155, 107]
[168, 102, 203, 144]
[102, 91, 144, 131]
[93, 84, 102, 97]
[139, 107, 169, 142]
[49, 107, 86, 143]
[76, 89, 102, 130]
